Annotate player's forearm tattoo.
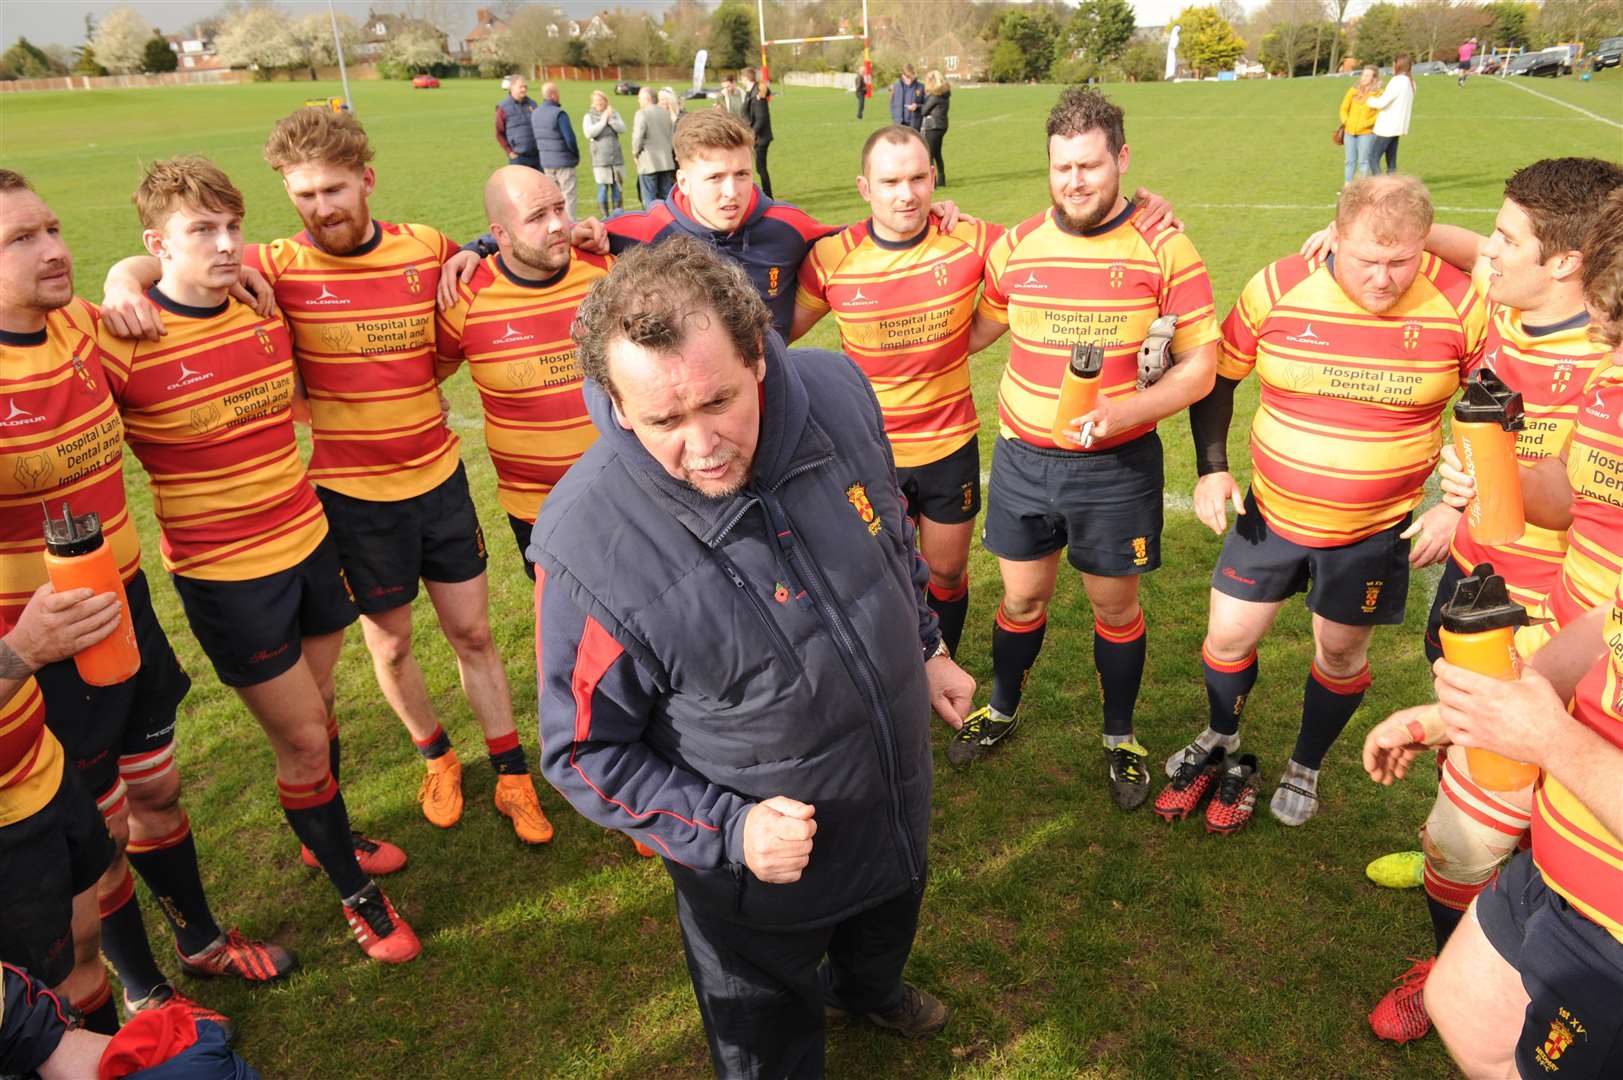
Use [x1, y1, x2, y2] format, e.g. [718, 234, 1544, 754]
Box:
[0, 639, 35, 678]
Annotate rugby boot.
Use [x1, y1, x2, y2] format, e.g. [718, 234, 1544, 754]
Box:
[178, 929, 296, 983]
[1366, 850, 1426, 889]
[1105, 740, 1151, 810]
[342, 882, 421, 964]
[418, 749, 463, 828]
[1368, 957, 1434, 1043]
[301, 831, 407, 876]
[946, 705, 1018, 767]
[1205, 753, 1263, 834]
[494, 773, 554, 844]
[125, 983, 236, 1043]
[1154, 746, 1226, 821]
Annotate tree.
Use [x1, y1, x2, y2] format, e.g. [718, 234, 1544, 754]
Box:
[1322, 0, 1356, 71]
[1352, 1, 1406, 65]
[72, 46, 107, 76]
[1119, 38, 1164, 81]
[1174, 6, 1246, 77]
[215, 7, 300, 76]
[381, 23, 450, 73]
[289, 11, 357, 80]
[710, 1, 757, 70]
[90, 6, 155, 74]
[1, 36, 68, 78]
[1530, 0, 1617, 48]
[987, 38, 1026, 82]
[1066, 0, 1136, 63]
[994, 6, 1065, 82]
[142, 34, 177, 73]
[611, 12, 670, 78]
[1481, 0, 1537, 46]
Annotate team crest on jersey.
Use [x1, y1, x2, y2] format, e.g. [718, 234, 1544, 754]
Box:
[507, 358, 537, 387]
[845, 482, 882, 537]
[1551, 364, 1574, 394]
[767, 266, 781, 296]
[320, 325, 354, 353]
[189, 403, 221, 435]
[1131, 536, 1148, 566]
[933, 262, 950, 288]
[255, 327, 275, 356]
[1401, 321, 1422, 351]
[1361, 579, 1384, 613]
[12, 453, 53, 491]
[1109, 262, 1126, 289]
[404, 266, 423, 295]
[70, 352, 98, 395]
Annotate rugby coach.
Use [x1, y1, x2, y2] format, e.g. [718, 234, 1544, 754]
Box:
[531, 235, 974, 1078]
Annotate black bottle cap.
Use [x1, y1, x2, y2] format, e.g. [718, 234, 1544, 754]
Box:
[1440, 562, 1529, 634]
[1068, 342, 1104, 379]
[41, 503, 106, 559]
[1453, 369, 1525, 430]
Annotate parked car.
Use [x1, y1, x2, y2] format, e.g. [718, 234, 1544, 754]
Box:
[1591, 36, 1623, 70]
[1411, 59, 1450, 75]
[1505, 49, 1566, 77]
[412, 74, 440, 89]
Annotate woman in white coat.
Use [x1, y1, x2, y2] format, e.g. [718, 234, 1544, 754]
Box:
[1366, 54, 1415, 174]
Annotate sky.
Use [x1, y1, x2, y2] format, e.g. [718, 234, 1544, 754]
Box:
[0, 0, 1375, 49]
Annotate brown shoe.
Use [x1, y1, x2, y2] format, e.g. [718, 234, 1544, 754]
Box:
[864, 983, 949, 1038]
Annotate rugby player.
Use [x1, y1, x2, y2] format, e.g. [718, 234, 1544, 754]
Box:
[953, 88, 1220, 812]
[1366, 175, 1623, 1040]
[1174, 174, 1486, 830]
[0, 589, 119, 1032]
[98, 156, 419, 960]
[1, 170, 280, 1027]
[102, 110, 549, 843]
[790, 125, 1003, 657]
[1349, 158, 1623, 1042]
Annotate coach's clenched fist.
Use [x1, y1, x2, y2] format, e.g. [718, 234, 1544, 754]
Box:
[742, 797, 817, 884]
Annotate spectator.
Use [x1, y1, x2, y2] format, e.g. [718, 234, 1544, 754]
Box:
[495, 76, 539, 170]
[632, 87, 676, 207]
[659, 86, 684, 125]
[716, 73, 746, 118]
[854, 68, 867, 120]
[1338, 66, 1378, 187]
[890, 65, 923, 129]
[920, 70, 951, 186]
[740, 66, 774, 198]
[583, 90, 627, 218]
[1366, 56, 1415, 174]
[532, 81, 580, 219]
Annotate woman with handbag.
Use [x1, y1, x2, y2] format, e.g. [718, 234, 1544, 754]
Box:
[921, 70, 951, 187]
[1337, 67, 1379, 187]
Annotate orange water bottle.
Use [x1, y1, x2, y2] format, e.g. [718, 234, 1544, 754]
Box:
[1051, 342, 1104, 449]
[1452, 369, 1526, 547]
[42, 503, 141, 686]
[1437, 561, 1539, 792]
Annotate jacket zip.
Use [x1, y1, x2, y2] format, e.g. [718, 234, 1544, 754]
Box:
[714, 550, 802, 675]
[765, 488, 922, 884]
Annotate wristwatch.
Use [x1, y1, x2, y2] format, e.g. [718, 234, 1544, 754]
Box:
[925, 638, 950, 662]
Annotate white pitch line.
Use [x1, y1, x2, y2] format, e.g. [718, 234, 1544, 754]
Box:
[1490, 76, 1623, 130]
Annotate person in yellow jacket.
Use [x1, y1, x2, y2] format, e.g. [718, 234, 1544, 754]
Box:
[1339, 67, 1379, 186]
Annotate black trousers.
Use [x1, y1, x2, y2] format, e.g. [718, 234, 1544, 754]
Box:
[754, 141, 773, 198]
[674, 878, 924, 1079]
[924, 128, 946, 185]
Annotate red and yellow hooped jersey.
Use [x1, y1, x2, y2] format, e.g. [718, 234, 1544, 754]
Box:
[100, 291, 326, 581]
[246, 221, 460, 502]
[1219, 252, 1486, 547]
[0, 299, 140, 626]
[0, 676, 61, 826]
[978, 204, 1219, 453]
[796, 217, 1001, 469]
[435, 251, 611, 522]
[1449, 294, 1609, 608]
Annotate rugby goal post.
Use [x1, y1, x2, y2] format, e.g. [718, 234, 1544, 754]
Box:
[755, 0, 871, 98]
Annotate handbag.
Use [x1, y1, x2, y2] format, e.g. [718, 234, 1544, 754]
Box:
[1332, 124, 1345, 146]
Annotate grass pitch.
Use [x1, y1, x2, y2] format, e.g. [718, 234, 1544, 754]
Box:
[2, 72, 1620, 1078]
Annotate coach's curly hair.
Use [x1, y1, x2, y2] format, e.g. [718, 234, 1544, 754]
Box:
[1046, 86, 1125, 155]
[1581, 188, 1623, 348]
[263, 107, 374, 174]
[572, 235, 771, 403]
